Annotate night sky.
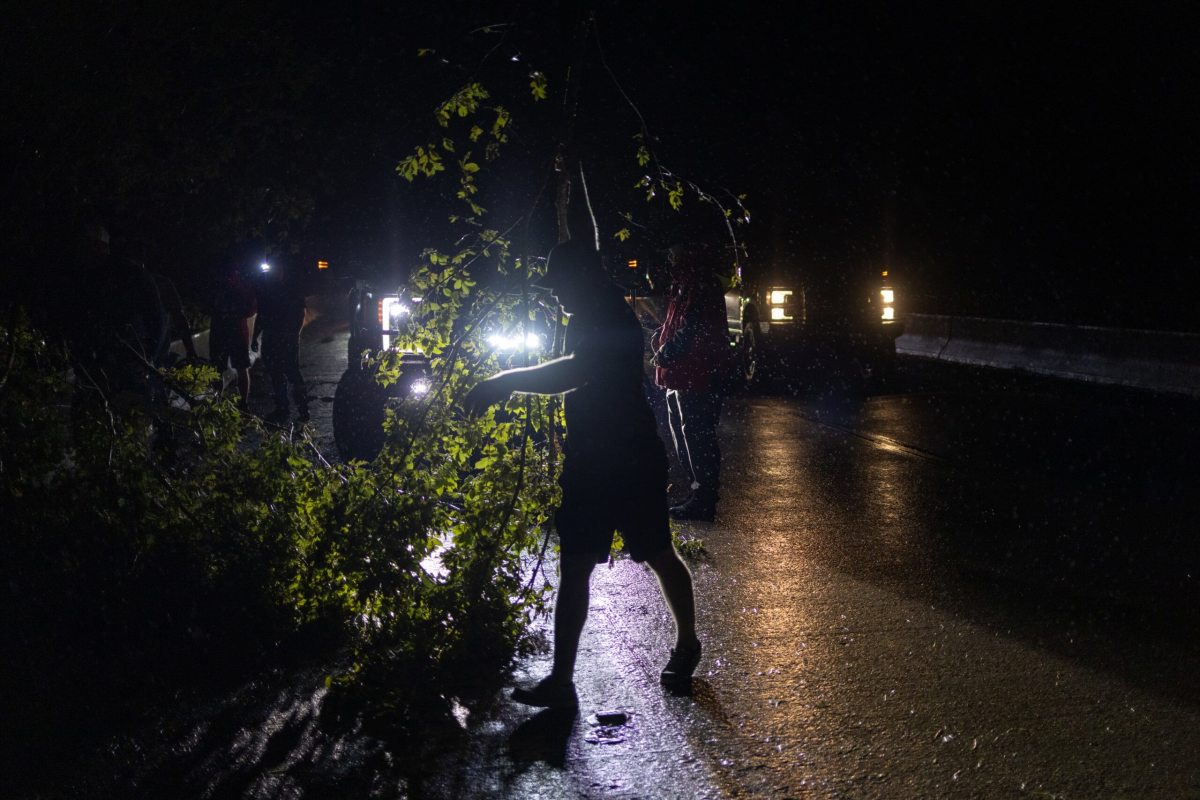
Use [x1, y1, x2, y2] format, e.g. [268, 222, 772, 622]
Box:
[4, 3, 1196, 330]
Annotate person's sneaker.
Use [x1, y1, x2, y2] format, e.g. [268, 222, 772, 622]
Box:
[660, 640, 702, 684]
[511, 676, 578, 709]
[668, 497, 716, 522]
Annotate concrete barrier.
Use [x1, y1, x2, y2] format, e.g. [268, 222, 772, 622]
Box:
[897, 313, 1200, 397]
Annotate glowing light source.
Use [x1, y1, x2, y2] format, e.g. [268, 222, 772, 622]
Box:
[380, 296, 410, 349]
[487, 331, 544, 354]
[259, 262, 271, 273]
[882, 307, 895, 321]
[767, 288, 794, 321]
[881, 289, 894, 304]
[317, 260, 329, 270]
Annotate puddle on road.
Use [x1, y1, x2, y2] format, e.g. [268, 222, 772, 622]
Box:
[584, 711, 631, 745]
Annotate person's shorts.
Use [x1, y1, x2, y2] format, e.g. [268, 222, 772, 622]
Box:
[554, 442, 671, 564]
[210, 325, 251, 370]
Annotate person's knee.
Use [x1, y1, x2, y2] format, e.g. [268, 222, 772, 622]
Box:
[645, 545, 688, 576]
[559, 552, 598, 584]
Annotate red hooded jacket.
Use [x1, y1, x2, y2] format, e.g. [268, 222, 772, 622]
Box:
[652, 253, 731, 391]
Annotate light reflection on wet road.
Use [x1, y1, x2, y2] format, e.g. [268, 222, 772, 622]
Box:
[635, 383, 1200, 798]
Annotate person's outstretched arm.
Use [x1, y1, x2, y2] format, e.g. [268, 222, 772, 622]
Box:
[464, 354, 587, 416]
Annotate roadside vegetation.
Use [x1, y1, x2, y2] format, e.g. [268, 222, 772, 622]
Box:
[1, 11, 739, 793]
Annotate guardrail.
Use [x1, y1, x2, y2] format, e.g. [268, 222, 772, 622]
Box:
[897, 313, 1200, 397]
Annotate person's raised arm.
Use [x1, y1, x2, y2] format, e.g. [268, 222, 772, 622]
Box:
[464, 353, 587, 417]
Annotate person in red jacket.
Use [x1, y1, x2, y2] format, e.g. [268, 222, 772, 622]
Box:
[651, 236, 732, 521]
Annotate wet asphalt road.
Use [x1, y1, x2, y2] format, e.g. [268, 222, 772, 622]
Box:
[477, 367, 1200, 799]
[187, 305, 1200, 797]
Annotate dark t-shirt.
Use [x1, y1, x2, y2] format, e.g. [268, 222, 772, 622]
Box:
[561, 283, 661, 466]
[555, 281, 670, 560]
[255, 276, 307, 339]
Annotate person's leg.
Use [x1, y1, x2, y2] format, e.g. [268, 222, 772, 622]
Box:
[665, 389, 697, 490]
[511, 549, 597, 708]
[285, 337, 308, 414]
[678, 390, 722, 506]
[644, 546, 699, 651]
[262, 337, 289, 415]
[549, 552, 598, 681]
[235, 367, 251, 405]
[645, 545, 703, 682]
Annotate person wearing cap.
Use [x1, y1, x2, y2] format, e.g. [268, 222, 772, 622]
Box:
[651, 232, 732, 522]
[465, 238, 703, 709]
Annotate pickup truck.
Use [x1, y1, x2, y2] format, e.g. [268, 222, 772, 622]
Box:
[619, 252, 899, 394]
[726, 261, 900, 392]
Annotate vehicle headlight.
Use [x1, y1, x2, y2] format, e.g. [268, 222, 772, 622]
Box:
[880, 287, 896, 323]
[379, 296, 409, 349]
[767, 288, 794, 322]
[487, 331, 543, 355]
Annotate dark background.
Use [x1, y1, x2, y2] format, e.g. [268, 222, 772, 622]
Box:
[3, 2, 1196, 330]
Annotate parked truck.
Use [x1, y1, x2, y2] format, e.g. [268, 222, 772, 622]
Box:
[617, 244, 899, 394]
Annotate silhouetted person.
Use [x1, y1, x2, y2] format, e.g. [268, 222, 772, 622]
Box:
[68, 222, 169, 403]
[106, 229, 197, 366]
[465, 239, 703, 709]
[252, 261, 309, 422]
[651, 235, 731, 521]
[207, 260, 256, 408]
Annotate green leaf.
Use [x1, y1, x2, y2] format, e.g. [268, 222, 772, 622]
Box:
[529, 71, 548, 101]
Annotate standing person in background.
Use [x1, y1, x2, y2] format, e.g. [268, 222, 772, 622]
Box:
[68, 221, 169, 404]
[252, 260, 309, 423]
[651, 230, 732, 522]
[207, 259, 257, 409]
[110, 229, 197, 366]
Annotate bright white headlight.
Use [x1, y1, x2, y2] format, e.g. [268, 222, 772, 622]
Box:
[880, 289, 894, 305]
[381, 297, 409, 328]
[488, 331, 543, 354]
